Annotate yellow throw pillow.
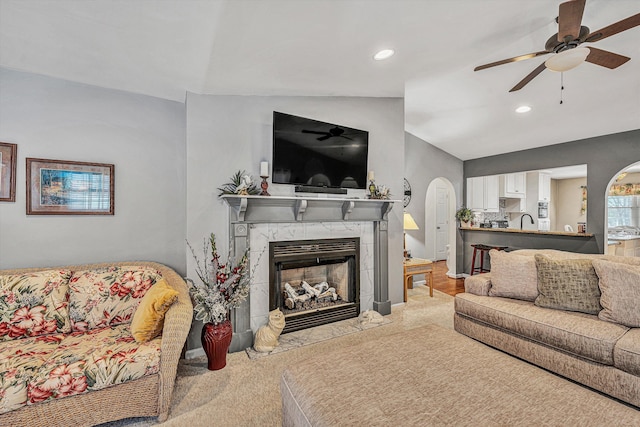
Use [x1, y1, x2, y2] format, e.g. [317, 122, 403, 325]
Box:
[130, 279, 179, 343]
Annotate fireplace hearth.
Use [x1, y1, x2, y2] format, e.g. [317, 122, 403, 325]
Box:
[269, 238, 360, 334]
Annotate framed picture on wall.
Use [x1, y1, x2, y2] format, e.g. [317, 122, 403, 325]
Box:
[26, 158, 114, 215]
[0, 142, 17, 202]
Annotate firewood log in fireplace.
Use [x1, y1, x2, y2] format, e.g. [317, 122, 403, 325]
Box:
[314, 282, 329, 294]
[318, 287, 338, 301]
[301, 281, 320, 297]
[285, 282, 311, 303]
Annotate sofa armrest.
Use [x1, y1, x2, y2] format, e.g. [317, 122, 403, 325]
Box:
[142, 262, 193, 421]
[464, 273, 492, 296]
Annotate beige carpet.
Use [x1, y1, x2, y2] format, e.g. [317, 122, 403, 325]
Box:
[100, 285, 453, 427]
[100, 286, 638, 426]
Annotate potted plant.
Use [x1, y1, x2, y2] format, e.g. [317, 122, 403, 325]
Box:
[455, 207, 474, 228]
[186, 233, 250, 370]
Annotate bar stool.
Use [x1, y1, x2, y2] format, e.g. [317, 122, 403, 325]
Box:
[470, 244, 508, 275]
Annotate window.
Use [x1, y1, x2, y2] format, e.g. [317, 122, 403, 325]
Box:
[608, 195, 640, 228]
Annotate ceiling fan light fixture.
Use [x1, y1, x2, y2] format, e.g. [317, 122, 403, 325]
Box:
[545, 47, 590, 72]
[373, 49, 395, 61]
[515, 105, 532, 113]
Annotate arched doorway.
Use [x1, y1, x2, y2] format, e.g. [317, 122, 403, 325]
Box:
[425, 177, 457, 277]
[605, 161, 640, 255]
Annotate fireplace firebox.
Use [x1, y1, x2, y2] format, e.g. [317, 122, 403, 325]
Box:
[269, 238, 360, 334]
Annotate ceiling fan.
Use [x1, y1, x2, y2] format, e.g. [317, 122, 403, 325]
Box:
[302, 126, 354, 141]
[474, 0, 640, 92]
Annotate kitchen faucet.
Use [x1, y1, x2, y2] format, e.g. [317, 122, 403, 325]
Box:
[520, 213, 534, 230]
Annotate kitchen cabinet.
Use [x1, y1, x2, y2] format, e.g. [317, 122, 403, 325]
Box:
[607, 236, 640, 257]
[538, 173, 551, 202]
[610, 237, 640, 257]
[467, 175, 499, 212]
[500, 173, 526, 198]
[504, 198, 526, 213]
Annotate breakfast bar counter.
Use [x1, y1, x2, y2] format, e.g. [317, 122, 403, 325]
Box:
[460, 227, 594, 238]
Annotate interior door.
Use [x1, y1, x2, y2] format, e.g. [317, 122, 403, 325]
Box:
[435, 184, 449, 261]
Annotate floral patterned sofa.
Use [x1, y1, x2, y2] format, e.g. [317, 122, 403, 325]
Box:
[0, 261, 192, 427]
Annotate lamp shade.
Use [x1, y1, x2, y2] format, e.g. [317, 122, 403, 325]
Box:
[545, 47, 590, 72]
[404, 212, 419, 230]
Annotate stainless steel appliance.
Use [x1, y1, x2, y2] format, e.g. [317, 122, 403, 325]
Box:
[538, 201, 549, 218]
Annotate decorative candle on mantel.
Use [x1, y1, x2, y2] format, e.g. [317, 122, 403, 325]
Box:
[367, 171, 376, 199]
[259, 161, 270, 196]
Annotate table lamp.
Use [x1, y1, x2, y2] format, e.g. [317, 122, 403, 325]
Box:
[403, 212, 419, 258]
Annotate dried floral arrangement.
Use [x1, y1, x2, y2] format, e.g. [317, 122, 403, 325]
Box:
[368, 185, 391, 200]
[186, 233, 250, 325]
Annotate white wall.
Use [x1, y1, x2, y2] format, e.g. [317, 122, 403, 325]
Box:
[0, 69, 187, 273]
[185, 93, 404, 348]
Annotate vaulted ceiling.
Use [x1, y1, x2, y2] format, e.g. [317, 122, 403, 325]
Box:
[1, 0, 638, 160]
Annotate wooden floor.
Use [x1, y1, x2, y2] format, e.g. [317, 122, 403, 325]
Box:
[431, 260, 465, 296]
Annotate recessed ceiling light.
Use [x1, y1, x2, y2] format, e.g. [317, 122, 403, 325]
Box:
[373, 49, 395, 61]
[515, 105, 532, 113]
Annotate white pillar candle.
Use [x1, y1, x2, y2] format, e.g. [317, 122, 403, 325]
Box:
[368, 171, 374, 181]
[260, 161, 269, 177]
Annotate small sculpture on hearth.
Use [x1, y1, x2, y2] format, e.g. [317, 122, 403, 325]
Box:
[358, 310, 384, 325]
[253, 308, 285, 353]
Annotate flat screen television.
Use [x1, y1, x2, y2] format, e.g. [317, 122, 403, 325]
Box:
[272, 111, 369, 192]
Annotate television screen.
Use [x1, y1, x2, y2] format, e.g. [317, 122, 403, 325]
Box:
[272, 112, 369, 190]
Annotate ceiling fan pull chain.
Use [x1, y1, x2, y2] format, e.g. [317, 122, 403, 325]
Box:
[560, 72, 564, 105]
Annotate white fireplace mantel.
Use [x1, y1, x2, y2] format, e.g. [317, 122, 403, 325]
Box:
[220, 194, 397, 223]
[221, 194, 395, 353]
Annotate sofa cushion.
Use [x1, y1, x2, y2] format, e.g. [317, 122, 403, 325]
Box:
[487, 250, 538, 301]
[534, 255, 601, 315]
[614, 328, 640, 376]
[0, 270, 72, 341]
[464, 273, 492, 296]
[455, 293, 629, 365]
[130, 279, 179, 343]
[27, 324, 161, 405]
[592, 260, 640, 328]
[68, 266, 163, 331]
[0, 334, 65, 414]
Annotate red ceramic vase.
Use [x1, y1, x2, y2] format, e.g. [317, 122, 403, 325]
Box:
[201, 320, 233, 371]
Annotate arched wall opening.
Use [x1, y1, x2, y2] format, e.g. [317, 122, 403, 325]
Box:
[605, 161, 640, 254]
[425, 177, 457, 277]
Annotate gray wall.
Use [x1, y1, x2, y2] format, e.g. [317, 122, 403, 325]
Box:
[0, 68, 187, 273]
[463, 129, 640, 271]
[404, 131, 464, 271]
[185, 93, 405, 351]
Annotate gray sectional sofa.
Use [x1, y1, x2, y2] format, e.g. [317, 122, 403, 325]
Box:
[454, 249, 640, 408]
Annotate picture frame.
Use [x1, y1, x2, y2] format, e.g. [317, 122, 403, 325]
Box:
[0, 142, 17, 202]
[26, 158, 114, 215]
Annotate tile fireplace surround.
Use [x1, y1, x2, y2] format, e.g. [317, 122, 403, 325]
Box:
[220, 195, 395, 352]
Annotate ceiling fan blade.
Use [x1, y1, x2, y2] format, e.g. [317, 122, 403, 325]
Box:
[558, 0, 586, 42]
[509, 62, 547, 92]
[302, 130, 329, 136]
[474, 51, 550, 72]
[585, 13, 640, 43]
[317, 135, 331, 141]
[585, 47, 630, 69]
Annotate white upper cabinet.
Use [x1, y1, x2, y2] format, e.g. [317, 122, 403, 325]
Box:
[500, 173, 526, 198]
[538, 173, 551, 201]
[467, 175, 499, 212]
